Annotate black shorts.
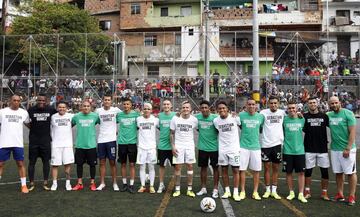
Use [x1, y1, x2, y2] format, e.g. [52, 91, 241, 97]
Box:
[118, 144, 137, 164]
[261, 145, 282, 163]
[75, 148, 98, 166]
[29, 143, 51, 162]
[157, 149, 173, 166]
[282, 154, 305, 173]
[198, 150, 218, 168]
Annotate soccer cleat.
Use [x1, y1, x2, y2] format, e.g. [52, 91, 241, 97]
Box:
[90, 183, 97, 191]
[233, 193, 241, 202]
[196, 188, 207, 196]
[271, 192, 282, 200]
[186, 190, 196, 198]
[149, 186, 156, 194]
[157, 184, 165, 193]
[21, 185, 29, 194]
[348, 195, 356, 206]
[128, 185, 135, 194]
[50, 183, 58, 191]
[334, 193, 345, 202]
[212, 190, 219, 199]
[221, 191, 231, 199]
[298, 193, 308, 203]
[252, 192, 261, 201]
[113, 183, 119, 192]
[96, 183, 106, 191]
[72, 183, 84, 191]
[262, 191, 271, 199]
[304, 189, 311, 199]
[138, 186, 147, 193]
[28, 184, 35, 192]
[287, 191, 295, 201]
[65, 183, 72, 191]
[173, 190, 181, 197]
[120, 184, 128, 192]
[239, 191, 246, 200]
[43, 185, 50, 191]
[321, 191, 330, 201]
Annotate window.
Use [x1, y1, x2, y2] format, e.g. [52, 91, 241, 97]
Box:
[188, 29, 194, 36]
[175, 34, 181, 45]
[144, 35, 157, 46]
[161, 7, 168, 17]
[354, 11, 360, 17]
[99, 20, 111, 31]
[131, 3, 141, 15]
[148, 66, 159, 77]
[180, 6, 192, 16]
[300, 0, 318, 11]
[336, 10, 350, 19]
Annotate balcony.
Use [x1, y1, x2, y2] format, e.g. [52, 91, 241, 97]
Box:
[144, 14, 201, 28]
[126, 45, 181, 62]
[219, 46, 274, 58]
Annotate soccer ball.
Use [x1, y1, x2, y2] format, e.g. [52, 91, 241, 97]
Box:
[200, 197, 216, 213]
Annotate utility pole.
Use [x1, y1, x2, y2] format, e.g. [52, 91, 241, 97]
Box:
[1, 0, 8, 33]
[252, 0, 260, 102]
[204, 0, 210, 101]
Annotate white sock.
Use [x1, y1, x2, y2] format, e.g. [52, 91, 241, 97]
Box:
[66, 180, 70, 185]
[305, 187, 310, 191]
[225, 186, 230, 193]
[130, 179, 134, 186]
[175, 186, 180, 191]
[139, 164, 146, 187]
[266, 185, 271, 192]
[20, 177, 26, 186]
[122, 178, 127, 184]
[188, 185, 192, 191]
[159, 182, 164, 187]
[148, 164, 155, 187]
[271, 185, 277, 193]
[234, 187, 239, 195]
[53, 180, 58, 185]
[213, 189, 218, 193]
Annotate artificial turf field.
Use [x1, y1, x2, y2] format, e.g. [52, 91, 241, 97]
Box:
[0, 146, 359, 217]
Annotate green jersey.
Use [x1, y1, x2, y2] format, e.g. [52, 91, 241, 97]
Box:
[283, 116, 305, 155]
[158, 112, 176, 150]
[196, 113, 218, 152]
[116, 110, 140, 145]
[239, 112, 264, 150]
[71, 112, 100, 149]
[327, 109, 356, 151]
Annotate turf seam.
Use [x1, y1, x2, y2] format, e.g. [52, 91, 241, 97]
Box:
[154, 176, 175, 217]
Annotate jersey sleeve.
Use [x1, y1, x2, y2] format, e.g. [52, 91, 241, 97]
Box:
[71, 114, 77, 126]
[193, 116, 198, 129]
[116, 112, 121, 124]
[95, 113, 100, 125]
[23, 110, 30, 124]
[236, 116, 241, 126]
[260, 113, 265, 126]
[346, 110, 356, 127]
[155, 117, 160, 128]
[170, 116, 176, 131]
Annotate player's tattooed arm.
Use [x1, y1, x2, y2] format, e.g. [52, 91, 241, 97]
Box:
[170, 130, 178, 157]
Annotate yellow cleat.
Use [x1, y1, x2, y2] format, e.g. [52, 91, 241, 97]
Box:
[298, 193, 308, 203]
[149, 186, 156, 194]
[172, 190, 181, 197]
[221, 191, 231, 199]
[233, 193, 241, 201]
[262, 191, 271, 199]
[286, 191, 295, 201]
[239, 191, 246, 200]
[271, 192, 282, 200]
[186, 190, 195, 198]
[252, 192, 261, 201]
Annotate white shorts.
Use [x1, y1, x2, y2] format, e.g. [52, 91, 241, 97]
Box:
[305, 152, 330, 169]
[218, 151, 241, 167]
[173, 148, 196, 164]
[331, 149, 357, 175]
[239, 148, 262, 171]
[136, 148, 157, 165]
[51, 147, 74, 166]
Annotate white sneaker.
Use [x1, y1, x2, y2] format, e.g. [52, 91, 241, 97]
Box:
[212, 190, 219, 198]
[96, 183, 106, 191]
[65, 183, 72, 191]
[50, 183, 57, 191]
[113, 183, 119, 192]
[157, 184, 165, 193]
[196, 188, 207, 196]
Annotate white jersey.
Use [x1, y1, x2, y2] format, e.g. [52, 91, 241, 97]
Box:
[0, 107, 29, 148]
[96, 107, 121, 143]
[136, 115, 159, 150]
[170, 115, 198, 149]
[260, 109, 286, 148]
[51, 113, 74, 148]
[213, 115, 240, 154]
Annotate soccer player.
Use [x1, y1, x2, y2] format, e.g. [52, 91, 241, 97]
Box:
[157, 99, 176, 193]
[27, 93, 57, 191]
[170, 101, 198, 197]
[303, 97, 330, 200]
[239, 98, 264, 201]
[96, 95, 121, 191]
[71, 100, 100, 191]
[50, 101, 74, 191]
[328, 96, 357, 205]
[283, 101, 307, 203]
[116, 98, 140, 193]
[196, 100, 219, 198]
[136, 103, 159, 193]
[260, 96, 285, 199]
[213, 101, 241, 201]
[0, 94, 30, 193]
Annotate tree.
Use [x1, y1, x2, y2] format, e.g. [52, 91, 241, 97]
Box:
[8, 0, 112, 76]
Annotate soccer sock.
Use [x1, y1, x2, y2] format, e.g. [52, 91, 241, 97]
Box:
[225, 186, 230, 193]
[305, 187, 310, 191]
[20, 177, 26, 186]
[90, 166, 96, 179]
[76, 165, 83, 179]
[187, 170, 193, 187]
[140, 164, 146, 187]
[53, 180, 58, 185]
[148, 164, 155, 186]
[130, 179, 134, 186]
[122, 178, 127, 185]
[234, 187, 239, 195]
[175, 170, 181, 189]
[271, 185, 277, 193]
[42, 158, 50, 181]
[175, 186, 180, 191]
[66, 180, 71, 185]
[188, 185, 192, 191]
[266, 185, 271, 192]
[159, 182, 164, 187]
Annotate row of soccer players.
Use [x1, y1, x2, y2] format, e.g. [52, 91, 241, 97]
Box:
[0, 94, 356, 205]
